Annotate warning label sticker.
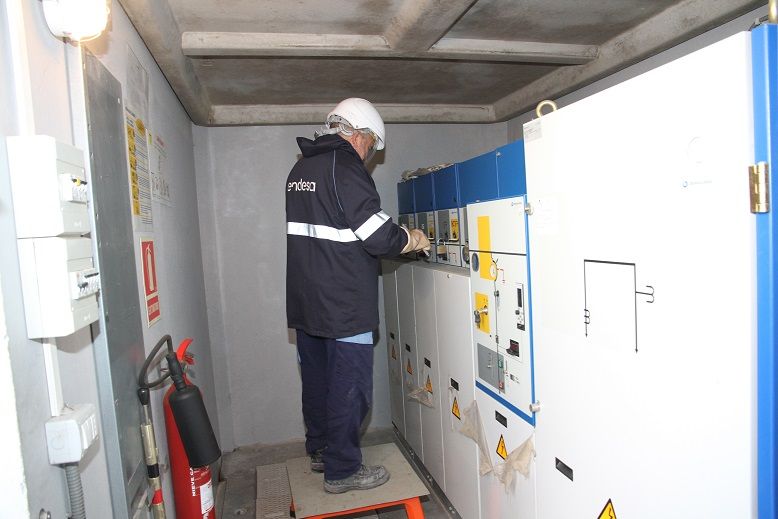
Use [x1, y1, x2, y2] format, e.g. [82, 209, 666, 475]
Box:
[597, 499, 617, 519]
[425, 375, 433, 393]
[452, 397, 461, 419]
[391, 345, 397, 360]
[496, 435, 508, 460]
[406, 359, 413, 375]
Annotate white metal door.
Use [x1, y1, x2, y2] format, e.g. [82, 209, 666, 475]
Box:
[525, 32, 757, 518]
[435, 267, 481, 519]
[413, 264, 446, 486]
[381, 260, 405, 436]
[397, 262, 423, 458]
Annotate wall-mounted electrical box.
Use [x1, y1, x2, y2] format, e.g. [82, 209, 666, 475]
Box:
[45, 403, 99, 465]
[6, 136, 100, 339]
[6, 136, 91, 238]
[17, 237, 99, 338]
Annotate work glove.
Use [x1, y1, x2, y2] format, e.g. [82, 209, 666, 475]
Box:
[401, 227, 431, 255]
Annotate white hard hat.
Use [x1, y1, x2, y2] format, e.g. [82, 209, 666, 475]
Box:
[326, 98, 386, 151]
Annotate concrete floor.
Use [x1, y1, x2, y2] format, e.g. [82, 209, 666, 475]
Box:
[216, 427, 454, 519]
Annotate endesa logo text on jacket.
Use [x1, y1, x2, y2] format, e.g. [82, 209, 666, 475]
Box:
[288, 178, 317, 192]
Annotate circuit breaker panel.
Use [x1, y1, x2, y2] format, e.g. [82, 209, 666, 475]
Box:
[432, 164, 464, 267]
[414, 173, 437, 263]
[6, 136, 100, 338]
[435, 208, 462, 266]
[398, 213, 416, 230]
[525, 32, 759, 518]
[416, 210, 436, 261]
[468, 197, 533, 417]
[467, 196, 536, 519]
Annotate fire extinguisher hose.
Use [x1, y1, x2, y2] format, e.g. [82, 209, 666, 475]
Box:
[137, 335, 178, 519]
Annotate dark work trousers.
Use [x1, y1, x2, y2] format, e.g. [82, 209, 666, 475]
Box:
[296, 330, 374, 480]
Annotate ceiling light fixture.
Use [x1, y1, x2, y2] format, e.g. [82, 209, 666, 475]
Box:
[41, 0, 110, 42]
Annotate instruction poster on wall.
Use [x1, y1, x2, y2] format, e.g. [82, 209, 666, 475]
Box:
[126, 108, 154, 232]
[141, 238, 161, 327]
[125, 46, 149, 124]
[150, 133, 172, 206]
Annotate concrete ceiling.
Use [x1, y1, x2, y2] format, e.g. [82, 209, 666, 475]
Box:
[117, 0, 764, 125]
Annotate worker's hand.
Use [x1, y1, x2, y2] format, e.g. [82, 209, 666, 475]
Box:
[414, 229, 431, 255]
[401, 228, 431, 254]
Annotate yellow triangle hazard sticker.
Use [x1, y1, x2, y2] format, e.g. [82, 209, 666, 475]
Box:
[496, 435, 508, 460]
[597, 499, 617, 519]
[406, 359, 413, 375]
[391, 345, 397, 360]
[425, 375, 433, 393]
[452, 397, 461, 419]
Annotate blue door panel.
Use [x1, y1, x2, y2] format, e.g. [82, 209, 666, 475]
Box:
[459, 151, 498, 205]
[433, 164, 459, 210]
[496, 140, 527, 198]
[413, 174, 435, 212]
[397, 180, 415, 215]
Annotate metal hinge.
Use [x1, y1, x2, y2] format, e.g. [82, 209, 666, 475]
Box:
[749, 162, 770, 213]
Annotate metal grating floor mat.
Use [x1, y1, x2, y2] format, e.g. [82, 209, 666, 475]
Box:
[256, 463, 292, 519]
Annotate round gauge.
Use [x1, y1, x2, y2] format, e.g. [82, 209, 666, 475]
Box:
[489, 263, 498, 279]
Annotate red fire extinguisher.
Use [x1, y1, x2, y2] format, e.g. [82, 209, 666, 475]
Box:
[163, 338, 217, 519]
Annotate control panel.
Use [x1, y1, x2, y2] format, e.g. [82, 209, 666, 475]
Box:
[467, 197, 534, 424]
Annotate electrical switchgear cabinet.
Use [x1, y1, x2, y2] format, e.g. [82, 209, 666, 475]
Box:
[467, 197, 536, 519]
[435, 267, 481, 519]
[525, 31, 766, 518]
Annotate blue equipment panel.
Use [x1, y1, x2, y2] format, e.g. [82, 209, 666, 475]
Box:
[413, 174, 435, 212]
[397, 180, 415, 215]
[432, 164, 459, 210]
[458, 150, 498, 205]
[751, 23, 778, 519]
[496, 140, 527, 198]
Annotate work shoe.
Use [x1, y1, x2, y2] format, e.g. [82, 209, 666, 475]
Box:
[310, 449, 325, 473]
[324, 464, 390, 494]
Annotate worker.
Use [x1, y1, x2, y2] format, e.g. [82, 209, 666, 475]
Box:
[285, 98, 430, 493]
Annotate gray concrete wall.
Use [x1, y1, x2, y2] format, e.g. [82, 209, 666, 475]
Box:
[1, 0, 213, 516]
[507, 5, 768, 140]
[194, 122, 508, 450]
[0, 3, 34, 517]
